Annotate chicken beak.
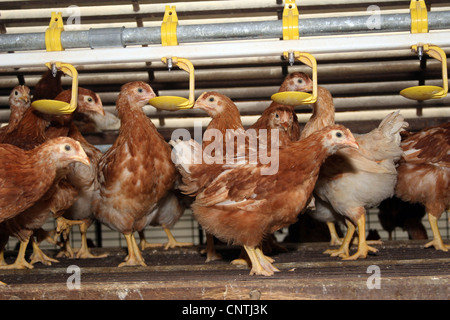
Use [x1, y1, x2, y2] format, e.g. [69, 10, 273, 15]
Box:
[74, 144, 91, 166]
[193, 101, 211, 112]
[20, 96, 30, 103]
[77, 154, 91, 166]
[281, 122, 289, 131]
[346, 137, 359, 149]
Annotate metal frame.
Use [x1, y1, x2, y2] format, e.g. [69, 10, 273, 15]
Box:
[1, 10, 450, 52]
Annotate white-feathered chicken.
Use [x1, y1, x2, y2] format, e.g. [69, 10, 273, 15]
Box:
[314, 111, 408, 260]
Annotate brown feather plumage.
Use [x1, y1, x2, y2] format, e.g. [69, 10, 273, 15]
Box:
[0, 137, 88, 224]
[93, 81, 176, 266]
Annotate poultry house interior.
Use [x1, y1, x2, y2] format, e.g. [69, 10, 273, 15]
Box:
[0, 0, 449, 300]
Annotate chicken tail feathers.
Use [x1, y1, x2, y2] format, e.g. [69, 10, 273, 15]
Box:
[378, 110, 409, 145]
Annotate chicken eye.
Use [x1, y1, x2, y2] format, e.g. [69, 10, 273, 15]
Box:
[336, 131, 343, 138]
[209, 97, 215, 102]
[65, 145, 71, 151]
[138, 88, 143, 93]
[87, 97, 93, 102]
[275, 113, 279, 119]
[297, 79, 303, 84]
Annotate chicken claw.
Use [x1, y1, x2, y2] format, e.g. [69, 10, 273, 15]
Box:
[342, 214, 379, 260]
[424, 214, 450, 252]
[162, 227, 192, 250]
[75, 222, 108, 259]
[324, 220, 355, 258]
[0, 281, 6, 286]
[343, 242, 378, 260]
[30, 239, 59, 266]
[244, 245, 279, 276]
[0, 239, 33, 270]
[119, 233, 147, 267]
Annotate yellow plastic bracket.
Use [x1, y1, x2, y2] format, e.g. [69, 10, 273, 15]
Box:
[31, 62, 79, 114]
[282, 0, 299, 40]
[161, 5, 178, 46]
[271, 51, 318, 105]
[149, 57, 195, 111]
[410, 0, 428, 34]
[400, 44, 448, 100]
[45, 12, 64, 51]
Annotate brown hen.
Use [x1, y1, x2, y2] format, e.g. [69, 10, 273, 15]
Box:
[0, 137, 89, 269]
[0, 86, 31, 139]
[172, 125, 359, 275]
[188, 92, 245, 262]
[93, 81, 176, 267]
[0, 87, 105, 266]
[395, 122, 450, 251]
[32, 69, 64, 102]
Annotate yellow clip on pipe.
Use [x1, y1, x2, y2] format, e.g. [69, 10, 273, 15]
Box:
[161, 5, 178, 46]
[271, 51, 318, 105]
[149, 57, 195, 111]
[410, 0, 428, 34]
[400, 44, 448, 100]
[282, 0, 299, 40]
[31, 62, 78, 114]
[45, 12, 64, 51]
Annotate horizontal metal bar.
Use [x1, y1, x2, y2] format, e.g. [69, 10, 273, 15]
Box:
[1, 31, 449, 68]
[1, 11, 450, 52]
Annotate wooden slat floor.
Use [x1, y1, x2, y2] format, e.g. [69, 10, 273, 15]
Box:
[0, 240, 448, 300]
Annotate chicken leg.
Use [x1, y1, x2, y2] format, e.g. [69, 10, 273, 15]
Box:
[326, 221, 343, 246]
[119, 233, 147, 267]
[424, 214, 449, 251]
[343, 213, 379, 260]
[0, 238, 33, 270]
[30, 238, 59, 265]
[243, 245, 279, 276]
[324, 220, 355, 258]
[75, 221, 108, 259]
[162, 226, 193, 250]
[202, 233, 222, 263]
[139, 226, 193, 251]
[55, 216, 83, 258]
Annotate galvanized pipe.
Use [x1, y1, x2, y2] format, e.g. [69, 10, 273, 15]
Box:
[1, 10, 450, 52]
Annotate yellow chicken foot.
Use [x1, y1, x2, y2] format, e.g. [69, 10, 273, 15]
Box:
[0, 281, 6, 286]
[424, 214, 450, 251]
[326, 222, 343, 246]
[119, 233, 147, 267]
[243, 245, 275, 276]
[0, 249, 7, 266]
[343, 214, 378, 260]
[0, 238, 33, 270]
[231, 248, 251, 267]
[75, 221, 108, 259]
[30, 238, 59, 266]
[138, 231, 164, 250]
[162, 226, 193, 250]
[324, 220, 355, 258]
[202, 233, 222, 263]
[55, 217, 83, 258]
[255, 247, 279, 274]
